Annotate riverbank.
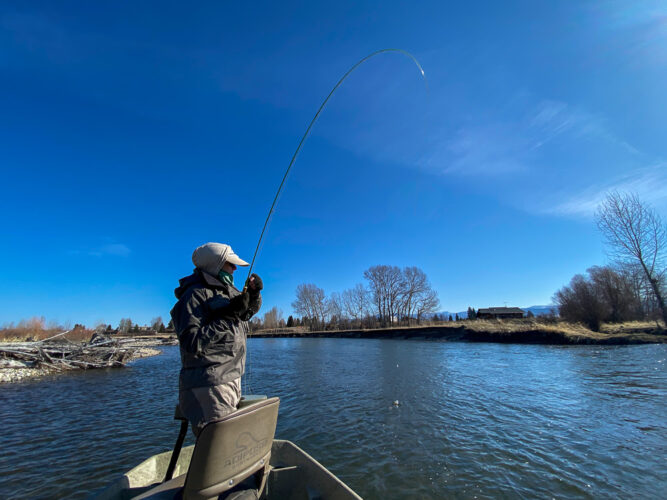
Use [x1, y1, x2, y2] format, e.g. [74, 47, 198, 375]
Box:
[250, 319, 666, 345]
[0, 336, 174, 384]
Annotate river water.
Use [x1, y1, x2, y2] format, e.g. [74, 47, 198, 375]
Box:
[0, 339, 665, 499]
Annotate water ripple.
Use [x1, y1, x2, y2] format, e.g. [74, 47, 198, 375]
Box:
[0, 341, 665, 499]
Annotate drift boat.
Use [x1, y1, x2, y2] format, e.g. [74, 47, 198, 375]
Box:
[95, 396, 361, 500]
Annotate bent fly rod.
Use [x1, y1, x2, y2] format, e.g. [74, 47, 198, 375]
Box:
[243, 48, 427, 290]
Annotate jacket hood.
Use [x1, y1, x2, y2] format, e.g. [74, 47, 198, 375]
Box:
[174, 273, 200, 299]
[174, 270, 227, 299]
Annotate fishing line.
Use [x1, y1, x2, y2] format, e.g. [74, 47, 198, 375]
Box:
[243, 335, 254, 395]
[242, 49, 427, 396]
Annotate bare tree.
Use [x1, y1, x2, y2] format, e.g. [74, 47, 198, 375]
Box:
[554, 273, 609, 331]
[364, 265, 403, 325]
[596, 192, 667, 325]
[400, 266, 430, 325]
[292, 283, 327, 330]
[621, 261, 667, 320]
[263, 307, 283, 330]
[588, 266, 641, 322]
[414, 288, 440, 324]
[342, 284, 369, 327]
[327, 292, 344, 330]
[249, 317, 263, 333]
[618, 263, 648, 318]
[364, 265, 386, 323]
[150, 316, 164, 333]
[554, 265, 647, 329]
[118, 318, 132, 335]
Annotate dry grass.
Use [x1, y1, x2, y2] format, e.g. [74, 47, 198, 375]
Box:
[443, 318, 664, 339]
[252, 319, 594, 336]
[0, 317, 93, 343]
[599, 320, 664, 334]
[458, 318, 592, 335]
[260, 318, 665, 343]
[251, 326, 310, 335]
[485, 319, 614, 336]
[432, 318, 665, 344]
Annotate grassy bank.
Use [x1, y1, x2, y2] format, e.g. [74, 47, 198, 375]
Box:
[250, 320, 666, 345]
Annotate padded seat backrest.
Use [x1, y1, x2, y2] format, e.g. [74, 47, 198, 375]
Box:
[183, 397, 280, 500]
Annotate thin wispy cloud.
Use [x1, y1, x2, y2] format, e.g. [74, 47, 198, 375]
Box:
[432, 98, 633, 177]
[599, 0, 667, 64]
[442, 124, 531, 176]
[69, 243, 131, 258]
[419, 93, 662, 221]
[544, 163, 667, 217]
[529, 100, 602, 146]
[91, 243, 131, 257]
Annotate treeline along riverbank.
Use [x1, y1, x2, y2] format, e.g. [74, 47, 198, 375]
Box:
[2, 320, 663, 384]
[250, 320, 666, 345]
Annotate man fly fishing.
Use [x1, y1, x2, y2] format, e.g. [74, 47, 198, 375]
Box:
[170, 242, 262, 436]
[168, 49, 424, 438]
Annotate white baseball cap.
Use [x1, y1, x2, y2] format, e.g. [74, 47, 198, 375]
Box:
[192, 242, 249, 276]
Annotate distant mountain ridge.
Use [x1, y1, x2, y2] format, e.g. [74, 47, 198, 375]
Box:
[432, 305, 557, 319]
[523, 305, 558, 316]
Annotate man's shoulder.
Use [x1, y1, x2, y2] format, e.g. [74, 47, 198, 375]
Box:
[174, 270, 236, 306]
[182, 282, 215, 301]
[181, 279, 232, 303]
[174, 273, 207, 300]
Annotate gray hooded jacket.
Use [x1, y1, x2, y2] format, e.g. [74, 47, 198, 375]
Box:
[170, 264, 261, 391]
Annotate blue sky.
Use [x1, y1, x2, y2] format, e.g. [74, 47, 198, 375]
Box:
[2, 1, 666, 327]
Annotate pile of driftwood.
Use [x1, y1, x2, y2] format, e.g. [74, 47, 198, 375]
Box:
[0, 332, 136, 372]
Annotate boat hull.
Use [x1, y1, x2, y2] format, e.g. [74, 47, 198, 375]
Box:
[93, 439, 361, 500]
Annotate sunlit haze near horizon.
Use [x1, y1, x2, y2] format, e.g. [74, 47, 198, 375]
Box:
[2, 1, 666, 327]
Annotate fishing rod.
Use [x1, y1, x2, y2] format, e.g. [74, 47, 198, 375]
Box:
[243, 48, 428, 291]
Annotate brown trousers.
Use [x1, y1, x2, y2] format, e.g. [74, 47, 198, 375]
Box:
[179, 378, 241, 436]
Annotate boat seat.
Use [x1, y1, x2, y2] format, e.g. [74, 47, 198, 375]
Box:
[184, 396, 279, 500]
[135, 396, 280, 500]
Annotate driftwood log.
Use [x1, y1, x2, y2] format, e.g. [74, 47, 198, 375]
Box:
[0, 334, 137, 371]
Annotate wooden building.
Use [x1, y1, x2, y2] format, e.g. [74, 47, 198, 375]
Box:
[477, 307, 525, 319]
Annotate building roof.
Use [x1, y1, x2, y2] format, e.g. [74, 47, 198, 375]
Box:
[477, 307, 525, 314]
